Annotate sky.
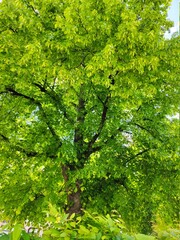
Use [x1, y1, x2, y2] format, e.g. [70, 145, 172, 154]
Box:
[166, 0, 180, 36]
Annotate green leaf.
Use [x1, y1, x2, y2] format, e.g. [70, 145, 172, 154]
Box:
[135, 234, 156, 240]
[21, 231, 30, 240]
[10, 224, 22, 240]
[0, 234, 10, 240]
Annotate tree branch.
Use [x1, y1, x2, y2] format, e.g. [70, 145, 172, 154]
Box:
[134, 122, 163, 142]
[87, 96, 109, 151]
[23, 0, 40, 16]
[16, 145, 38, 157]
[33, 82, 73, 123]
[84, 87, 128, 158]
[5, 86, 37, 102]
[73, 86, 87, 163]
[84, 127, 127, 157]
[0, 133, 9, 142]
[127, 148, 150, 162]
[109, 70, 119, 85]
[0, 133, 39, 157]
[135, 122, 151, 133]
[4, 87, 61, 144]
[103, 127, 125, 145]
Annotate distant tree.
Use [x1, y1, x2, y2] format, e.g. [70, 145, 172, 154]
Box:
[0, 0, 179, 233]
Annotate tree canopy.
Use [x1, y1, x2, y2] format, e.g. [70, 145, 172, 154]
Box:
[0, 0, 179, 233]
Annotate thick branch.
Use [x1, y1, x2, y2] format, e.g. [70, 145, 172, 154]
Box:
[87, 96, 109, 149]
[4, 87, 61, 144]
[0, 133, 9, 142]
[84, 127, 127, 158]
[16, 145, 38, 157]
[33, 82, 73, 123]
[83, 145, 102, 159]
[74, 86, 86, 163]
[109, 70, 119, 85]
[5, 87, 37, 102]
[0, 133, 38, 157]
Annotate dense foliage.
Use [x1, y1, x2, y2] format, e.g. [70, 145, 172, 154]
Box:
[0, 0, 179, 234]
[0, 209, 180, 239]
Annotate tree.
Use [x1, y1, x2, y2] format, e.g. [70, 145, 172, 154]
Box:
[0, 0, 179, 233]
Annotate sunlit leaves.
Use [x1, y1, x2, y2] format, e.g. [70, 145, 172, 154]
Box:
[0, 0, 179, 233]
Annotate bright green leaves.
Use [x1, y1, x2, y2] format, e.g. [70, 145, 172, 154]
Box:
[0, 0, 180, 233]
[11, 224, 23, 240]
[41, 208, 129, 240]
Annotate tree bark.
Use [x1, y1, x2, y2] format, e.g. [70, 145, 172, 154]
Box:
[66, 180, 82, 215]
[62, 164, 82, 215]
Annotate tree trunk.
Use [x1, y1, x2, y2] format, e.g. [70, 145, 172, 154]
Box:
[61, 86, 86, 215]
[66, 180, 82, 215]
[62, 165, 82, 215]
